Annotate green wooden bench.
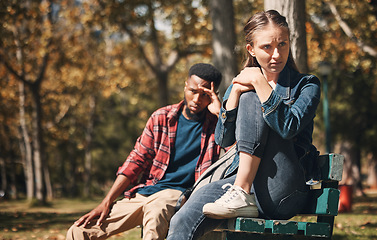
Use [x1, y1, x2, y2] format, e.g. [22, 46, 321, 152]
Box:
[201, 153, 344, 240]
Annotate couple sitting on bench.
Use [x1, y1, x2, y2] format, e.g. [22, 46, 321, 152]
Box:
[68, 10, 327, 240]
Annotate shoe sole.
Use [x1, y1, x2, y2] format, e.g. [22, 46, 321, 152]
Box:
[203, 204, 259, 219]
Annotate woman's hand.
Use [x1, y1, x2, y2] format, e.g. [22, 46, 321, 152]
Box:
[233, 67, 273, 103]
[232, 67, 265, 92]
[226, 67, 272, 110]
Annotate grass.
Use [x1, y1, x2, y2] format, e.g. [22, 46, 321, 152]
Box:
[0, 198, 141, 240]
[332, 190, 377, 240]
[0, 190, 376, 240]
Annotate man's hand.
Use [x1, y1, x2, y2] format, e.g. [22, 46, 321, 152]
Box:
[73, 175, 130, 228]
[199, 82, 221, 117]
[74, 201, 111, 227]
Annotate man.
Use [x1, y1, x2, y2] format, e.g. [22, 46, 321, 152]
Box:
[66, 63, 222, 240]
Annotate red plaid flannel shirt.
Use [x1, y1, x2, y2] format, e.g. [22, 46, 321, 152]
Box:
[117, 101, 221, 198]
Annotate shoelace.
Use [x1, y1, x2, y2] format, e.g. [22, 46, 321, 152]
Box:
[215, 183, 248, 204]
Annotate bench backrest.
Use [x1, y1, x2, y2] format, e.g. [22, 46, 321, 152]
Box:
[299, 153, 344, 216]
[317, 153, 344, 182]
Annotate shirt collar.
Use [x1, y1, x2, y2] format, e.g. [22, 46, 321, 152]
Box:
[167, 101, 185, 123]
[167, 100, 216, 127]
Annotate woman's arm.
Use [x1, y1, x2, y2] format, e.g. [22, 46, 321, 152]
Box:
[216, 67, 272, 147]
[214, 85, 238, 147]
[262, 76, 321, 139]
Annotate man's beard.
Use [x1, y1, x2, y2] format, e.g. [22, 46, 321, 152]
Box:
[184, 97, 206, 121]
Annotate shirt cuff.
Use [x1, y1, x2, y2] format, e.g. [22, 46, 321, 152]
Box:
[261, 90, 282, 115]
[219, 101, 238, 122]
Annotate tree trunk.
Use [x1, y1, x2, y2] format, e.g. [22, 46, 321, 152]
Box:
[209, 0, 238, 96]
[264, 0, 308, 73]
[9, 155, 18, 199]
[18, 81, 34, 200]
[0, 157, 6, 198]
[83, 96, 96, 197]
[367, 153, 377, 188]
[69, 140, 78, 197]
[336, 141, 363, 196]
[44, 163, 53, 199]
[13, 27, 35, 200]
[30, 84, 46, 203]
[157, 71, 169, 107]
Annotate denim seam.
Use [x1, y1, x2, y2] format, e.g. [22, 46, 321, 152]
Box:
[264, 95, 282, 116]
[189, 214, 207, 240]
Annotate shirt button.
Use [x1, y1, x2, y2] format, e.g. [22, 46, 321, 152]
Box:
[261, 107, 265, 112]
[222, 112, 226, 118]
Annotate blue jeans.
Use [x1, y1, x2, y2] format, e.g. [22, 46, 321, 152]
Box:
[167, 176, 235, 240]
[167, 91, 309, 240]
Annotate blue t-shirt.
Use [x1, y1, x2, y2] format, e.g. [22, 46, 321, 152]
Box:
[137, 112, 203, 195]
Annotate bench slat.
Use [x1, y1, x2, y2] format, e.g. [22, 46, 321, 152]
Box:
[298, 222, 331, 238]
[267, 220, 298, 235]
[225, 218, 332, 238]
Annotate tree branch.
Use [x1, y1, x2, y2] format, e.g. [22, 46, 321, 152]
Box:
[0, 54, 28, 85]
[35, 41, 52, 87]
[327, 2, 377, 58]
[123, 25, 157, 73]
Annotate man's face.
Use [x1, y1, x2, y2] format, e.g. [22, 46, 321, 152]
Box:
[183, 75, 211, 119]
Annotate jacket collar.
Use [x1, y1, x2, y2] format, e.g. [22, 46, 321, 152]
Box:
[275, 65, 291, 100]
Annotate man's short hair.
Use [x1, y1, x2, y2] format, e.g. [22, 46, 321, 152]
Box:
[188, 63, 222, 90]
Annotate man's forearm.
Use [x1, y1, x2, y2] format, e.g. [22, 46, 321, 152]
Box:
[101, 174, 131, 206]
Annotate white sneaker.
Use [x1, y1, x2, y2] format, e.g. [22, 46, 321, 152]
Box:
[203, 184, 258, 219]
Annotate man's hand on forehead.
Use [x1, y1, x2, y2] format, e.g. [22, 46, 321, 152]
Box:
[199, 81, 221, 116]
[198, 82, 214, 94]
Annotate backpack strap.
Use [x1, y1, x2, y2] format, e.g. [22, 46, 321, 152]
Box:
[175, 144, 237, 212]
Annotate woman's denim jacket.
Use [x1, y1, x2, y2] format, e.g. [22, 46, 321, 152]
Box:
[217, 66, 321, 182]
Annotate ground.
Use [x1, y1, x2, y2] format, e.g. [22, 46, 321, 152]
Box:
[0, 189, 376, 240]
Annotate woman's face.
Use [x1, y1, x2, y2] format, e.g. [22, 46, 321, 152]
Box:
[247, 23, 290, 76]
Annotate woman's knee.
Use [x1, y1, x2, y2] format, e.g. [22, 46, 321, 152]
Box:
[239, 90, 260, 108]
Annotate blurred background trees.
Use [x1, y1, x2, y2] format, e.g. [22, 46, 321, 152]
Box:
[0, 0, 376, 204]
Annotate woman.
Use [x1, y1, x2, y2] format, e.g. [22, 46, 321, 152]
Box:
[167, 10, 321, 240]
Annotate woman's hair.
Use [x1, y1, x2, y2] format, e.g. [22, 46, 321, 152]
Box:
[243, 10, 299, 72]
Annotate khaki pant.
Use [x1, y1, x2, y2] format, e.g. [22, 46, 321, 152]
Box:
[66, 189, 182, 240]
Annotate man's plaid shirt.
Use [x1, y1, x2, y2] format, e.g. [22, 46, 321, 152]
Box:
[117, 101, 221, 198]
